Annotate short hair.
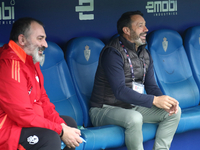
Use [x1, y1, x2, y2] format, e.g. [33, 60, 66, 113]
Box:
[10, 17, 44, 42]
[117, 11, 143, 36]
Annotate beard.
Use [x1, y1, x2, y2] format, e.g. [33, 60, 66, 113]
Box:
[130, 29, 147, 47]
[32, 46, 45, 64]
[24, 41, 45, 64]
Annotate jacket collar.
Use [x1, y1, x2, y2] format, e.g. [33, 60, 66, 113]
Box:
[119, 35, 147, 55]
[119, 35, 136, 51]
[8, 40, 26, 63]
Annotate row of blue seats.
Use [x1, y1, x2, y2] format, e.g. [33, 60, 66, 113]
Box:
[1, 25, 200, 150]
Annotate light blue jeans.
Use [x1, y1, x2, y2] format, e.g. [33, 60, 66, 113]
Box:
[89, 105, 181, 150]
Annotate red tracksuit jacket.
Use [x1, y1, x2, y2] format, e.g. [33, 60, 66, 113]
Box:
[0, 41, 65, 150]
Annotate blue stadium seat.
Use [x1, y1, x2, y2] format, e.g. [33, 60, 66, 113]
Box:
[0, 43, 4, 47]
[40, 41, 84, 150]
[184, 26, 200, 91]
[65, 36, 105, 127]
[147, 29, 200, 133]
[65, 37, 158, 149]
[40, 41, 84, 125]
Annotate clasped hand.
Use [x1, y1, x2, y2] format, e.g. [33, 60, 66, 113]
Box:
[60, 123, 83, 149]
[153, 95, 179, 116]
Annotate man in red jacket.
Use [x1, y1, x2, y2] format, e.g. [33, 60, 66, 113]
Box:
[0, 17, 82, 150]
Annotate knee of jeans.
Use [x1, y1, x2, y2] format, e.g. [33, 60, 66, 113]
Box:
[89, 107, 99, 126]
[124, 111, 143, 128]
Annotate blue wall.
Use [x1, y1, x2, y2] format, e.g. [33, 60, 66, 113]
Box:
[0, 0, 199, 48]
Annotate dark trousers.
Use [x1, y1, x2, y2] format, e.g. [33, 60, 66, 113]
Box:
[18, 116, 77, 150]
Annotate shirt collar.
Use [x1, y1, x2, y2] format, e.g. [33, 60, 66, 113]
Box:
[8, 40, 26, 63]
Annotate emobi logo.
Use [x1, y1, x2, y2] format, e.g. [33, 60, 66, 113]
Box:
[145, 0, 177, 17]
[75, 0, 94, 20]
[0, 0, 15, 25]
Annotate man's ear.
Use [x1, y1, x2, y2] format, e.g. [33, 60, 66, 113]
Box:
[18, 34, 26, 46]
[122, 27, 130, 36]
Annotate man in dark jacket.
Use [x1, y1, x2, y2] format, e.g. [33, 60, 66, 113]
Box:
[89, 11, 181, 150]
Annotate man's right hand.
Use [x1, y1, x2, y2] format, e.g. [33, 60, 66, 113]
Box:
[60, 123, 83, 149]
[153, 95, 179, 115]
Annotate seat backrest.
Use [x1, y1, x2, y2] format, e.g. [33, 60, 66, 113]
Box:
[40, 41, 84, 126]
[0, 43, 4, 47]
[65, 37, 105, 127]
[147, 29, 199, 109]
[184, 26, 200, 92]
